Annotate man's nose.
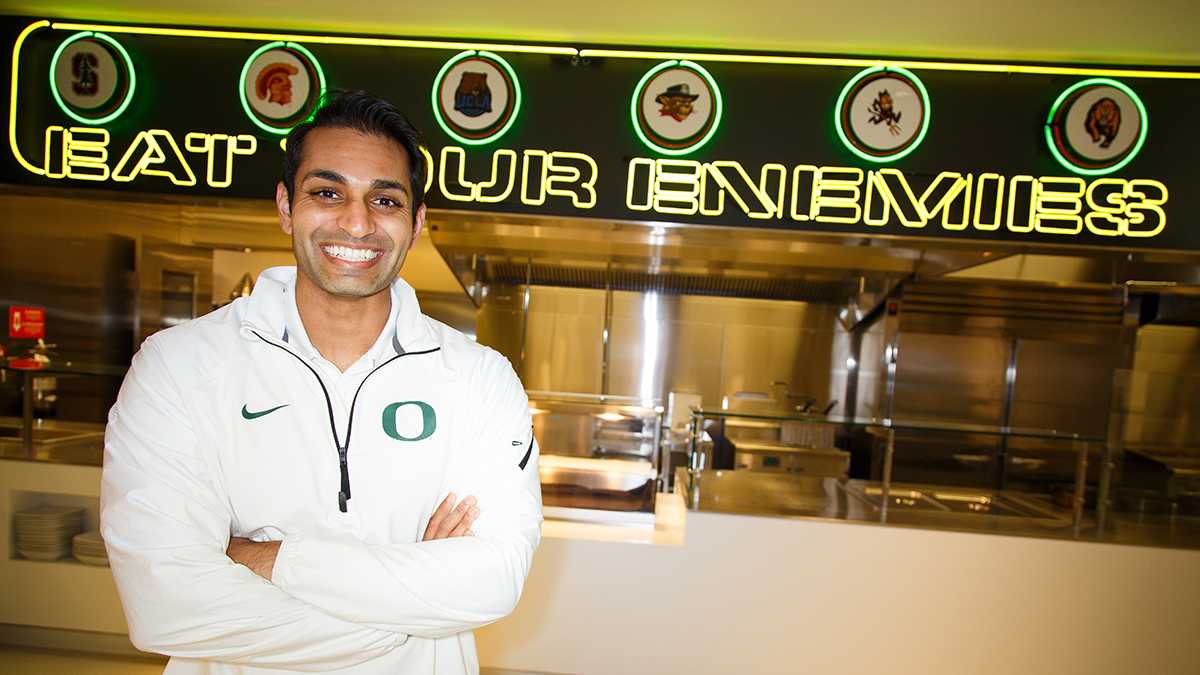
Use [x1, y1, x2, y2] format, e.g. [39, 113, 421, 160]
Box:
[338, 199, 376, 239]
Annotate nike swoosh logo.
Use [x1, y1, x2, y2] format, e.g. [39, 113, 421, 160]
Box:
[241, 404, 289, 420]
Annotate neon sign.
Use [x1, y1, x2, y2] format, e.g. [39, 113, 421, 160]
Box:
[41, 126, 258, 188]
[627, 157, 1167, 239]
[49, 31, 135, 126]
[431, 50, 522, 146]
[1045, 78, 1148, 177]
[437, 146, 597, 208]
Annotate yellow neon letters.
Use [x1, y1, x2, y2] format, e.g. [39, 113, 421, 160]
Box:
[40, 126, 258, 189]
[185, 133, 257, 188]
[627, 156, 1168, 239]
[113, 130, 197, 186]
[27, 124, 1170, 241]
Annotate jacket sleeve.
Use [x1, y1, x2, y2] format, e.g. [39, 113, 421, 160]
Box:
[271, 349, 543, 638]
[101, 337, 407, 670]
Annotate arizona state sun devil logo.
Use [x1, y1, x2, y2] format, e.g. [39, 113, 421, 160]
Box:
[867, 89, 903, 136]
[454, 71, 492, 118]
[1085, 97, 1121, 148]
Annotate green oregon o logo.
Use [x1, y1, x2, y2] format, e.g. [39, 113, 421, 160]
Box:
[382, 401, 437, 442]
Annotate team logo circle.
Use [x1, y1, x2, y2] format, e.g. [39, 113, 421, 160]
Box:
[431, 50, 521, 145]
[835, 66, 930, 163]
[49, 32, 135, 125]
[239, 42, 326, 135]
[1045, 78, 1147, 176]
[631, 60, 722, 156]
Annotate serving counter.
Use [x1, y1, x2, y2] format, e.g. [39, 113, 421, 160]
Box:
[3, 444, 1199, 674]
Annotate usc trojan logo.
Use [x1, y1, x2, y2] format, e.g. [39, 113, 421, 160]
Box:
[239, 41, 325, 135]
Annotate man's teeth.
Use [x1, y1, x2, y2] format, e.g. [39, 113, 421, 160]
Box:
[322, 245, 382, 262]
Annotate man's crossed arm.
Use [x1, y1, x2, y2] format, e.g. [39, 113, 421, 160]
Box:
[226, 493, 481, 581]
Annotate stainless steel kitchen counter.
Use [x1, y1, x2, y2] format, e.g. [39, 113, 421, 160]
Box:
[677, 468, 1200, 550]
[0, 417, 104, 466]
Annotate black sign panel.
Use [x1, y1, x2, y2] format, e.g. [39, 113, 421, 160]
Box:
[3, 17, 1200, 250]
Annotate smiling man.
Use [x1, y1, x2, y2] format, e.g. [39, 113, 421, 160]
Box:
[101, 91, 542, 674]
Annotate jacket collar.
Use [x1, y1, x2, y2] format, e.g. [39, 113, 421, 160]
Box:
[238, 266, 438, 355]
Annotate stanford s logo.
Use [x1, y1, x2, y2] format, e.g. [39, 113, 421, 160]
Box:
[381, 401, 437, 442]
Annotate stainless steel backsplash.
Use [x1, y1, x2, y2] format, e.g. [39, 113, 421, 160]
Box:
[476, 284, 848, 414]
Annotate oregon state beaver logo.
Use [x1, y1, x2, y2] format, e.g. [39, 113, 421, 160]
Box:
[240, 42, 325, 135]
[433, 51, 520, 145]
[1047, 78, 1146, 176]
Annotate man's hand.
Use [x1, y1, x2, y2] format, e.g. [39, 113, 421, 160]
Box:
[227, 537, 281, 581]
[423, 493, 479, 541]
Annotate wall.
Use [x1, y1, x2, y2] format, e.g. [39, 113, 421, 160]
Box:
[1124, 325, 1200, 458]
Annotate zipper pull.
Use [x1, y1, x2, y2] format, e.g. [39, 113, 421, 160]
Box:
[338, 446, 351, 512]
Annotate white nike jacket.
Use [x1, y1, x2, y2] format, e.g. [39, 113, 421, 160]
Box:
[101, 267, 542, 674]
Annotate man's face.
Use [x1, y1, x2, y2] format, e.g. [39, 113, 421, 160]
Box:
[276, 127, 425, 299]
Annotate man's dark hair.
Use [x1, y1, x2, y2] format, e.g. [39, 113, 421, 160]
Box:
[282, 90, 425, 211]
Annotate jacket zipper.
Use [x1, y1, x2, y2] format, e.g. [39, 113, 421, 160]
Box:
[251, 330, 440, 513]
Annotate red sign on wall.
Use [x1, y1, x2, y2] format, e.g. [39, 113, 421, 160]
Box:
[9, 306, 46, 339]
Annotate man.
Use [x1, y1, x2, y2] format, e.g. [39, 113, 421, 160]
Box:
[101, 91, 542, 674]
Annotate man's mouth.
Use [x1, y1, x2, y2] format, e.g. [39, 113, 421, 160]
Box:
[320, 244, 384, 265]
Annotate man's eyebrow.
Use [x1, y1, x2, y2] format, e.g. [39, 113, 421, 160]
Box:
[301, 169, 346, 184]
[370, 178, 410, 195]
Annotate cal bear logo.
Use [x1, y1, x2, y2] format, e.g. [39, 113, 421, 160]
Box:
[1085, 97, 1121, 149]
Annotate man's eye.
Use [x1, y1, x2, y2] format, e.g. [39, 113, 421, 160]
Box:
[311, 188, 339, 199]
[376, 197, 403, 208]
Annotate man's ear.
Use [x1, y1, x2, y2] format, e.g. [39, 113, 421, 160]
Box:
[276, 182, 293, 235]
[409, 203, 427, 250]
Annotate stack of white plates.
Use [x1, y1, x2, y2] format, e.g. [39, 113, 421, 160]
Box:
[72, 531, 109, 566]
[14, 505, 84, 561]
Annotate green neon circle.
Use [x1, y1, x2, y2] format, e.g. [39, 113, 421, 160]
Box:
[49, 31, 136, 126]
[834, 65, 931, 164]
[430, 50, 522, 146]
[1044, 77, 1148, 177]
[238, 41, 327, 136]
[629, 60, 723, 156]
